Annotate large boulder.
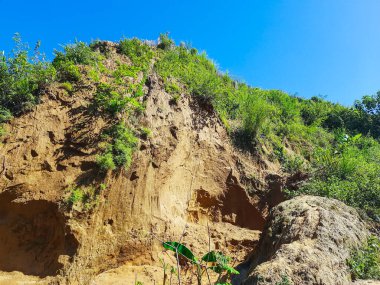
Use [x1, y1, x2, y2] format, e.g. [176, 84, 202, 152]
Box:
[236, 196, 371, 285]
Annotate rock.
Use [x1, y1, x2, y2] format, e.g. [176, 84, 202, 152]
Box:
[237, 196, 370, 285]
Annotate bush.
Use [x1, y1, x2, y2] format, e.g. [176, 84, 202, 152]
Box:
[94, 83, 144, 116]
[0, 34, 56, 115]
[54, 60, 81, 82]
[113, 63, 141, 83]
[67, 187, 84, 205]
[157, 33, 174, 50]
[97, 151, 116, 171]
[54, 41, 99, 65]
[293, 134, 380, 220]
[118, 38, 153, 72]
[53, 41, 103, 82]
[97, 123, 138, 170]
[348, 235, 380, 280]
[60, 82, 73, 93]
[66, 185, 100, 210]
[238, 89, 276, 141]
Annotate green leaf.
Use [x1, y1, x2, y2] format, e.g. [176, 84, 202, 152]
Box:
[162, 241, 197, 263]
[224, 265, 239, 275]
[202, 251, 217, 262]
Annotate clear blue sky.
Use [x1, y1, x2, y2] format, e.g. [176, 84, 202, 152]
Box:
[1, 0, 379, 105]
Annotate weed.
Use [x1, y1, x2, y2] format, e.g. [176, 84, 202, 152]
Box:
[348, 235, 380, 280]
[66, 185, 100, 210]
[275, 275, 292, 285]
[159, 236, 239, 285]
[118, 38, 153, 72]
[0, 33, 56, 115]
[97, 123, 138, 170]
[139, 127, 151, 139]
[60, 82, 73, 93]
[54, 60, 81, 82]
[157, 33, 174, 50]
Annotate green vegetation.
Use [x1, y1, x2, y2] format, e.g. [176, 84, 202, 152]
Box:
[155, 35, 380, 221]
[161, 240, 238, 285]
[1, 33, 380, 221]
[119, 38, 154, 73]
[290, 133, 380, 219]
[0, 34, 56, 116]
[66, 185, 101, 210]
[275, 275, 292, 285]
[97, 122, 138, 171]
[94, 82, 144, 116]
[348, 235, 380, 280]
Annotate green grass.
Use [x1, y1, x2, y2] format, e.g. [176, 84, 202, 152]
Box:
[291, 134, 380, 220]
[348, 235, 380, 280]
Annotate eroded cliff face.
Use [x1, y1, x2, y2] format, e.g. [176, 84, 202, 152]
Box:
[0, 57, 281, 284]
[0, 42, 373, 285]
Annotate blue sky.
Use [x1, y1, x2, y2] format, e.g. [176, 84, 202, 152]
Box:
[1, 0, 379, 105]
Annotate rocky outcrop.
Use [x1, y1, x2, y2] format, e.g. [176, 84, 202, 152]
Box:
[235, 196, 370, 285]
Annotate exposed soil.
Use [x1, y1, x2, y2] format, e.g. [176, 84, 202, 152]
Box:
[0, 43, 311, 284]
[0, 191, 78, 277]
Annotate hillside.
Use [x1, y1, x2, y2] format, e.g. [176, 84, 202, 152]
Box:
[0, 34, 379, 285]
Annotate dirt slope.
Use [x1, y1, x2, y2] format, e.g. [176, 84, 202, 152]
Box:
[0, 61, 277, 283]
[0, 42, 373, 285]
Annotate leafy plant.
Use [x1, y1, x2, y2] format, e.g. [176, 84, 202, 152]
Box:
[118, 38, 153, 72]
[157, 33, 174, 50]
[97, 123, 138, 171]
[66, 184, 102, 210]
[0, 33, 56, 115]
[162, 240, 239, 285]
[53, 41, 103, 82]
[275, 275, 292, 285]
[94, 83, 144, 116]
[54, 41, 100, 66]
[54, 60, 81, 82]
[60, 82, 73, 93]
[348, 235, 380, 280]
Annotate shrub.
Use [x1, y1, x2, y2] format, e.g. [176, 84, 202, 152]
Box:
[161, 240, 239, 284]
[54, 41, 99, 66]
[348, 235, 380, 280]
[67, 187, 84, 205]
[118, 38, 153, 72]
[157, 33, 174, 50]
[97, 123, 138, 170]
[113, 63, 140, 83]
[293, 134, 380, 220]
[139, 127, 151, 139]
[97, 151, 116, 171]
[53, 41, 103, 82]
[238, 89, 276, 141]
[94, 83, 144, 116]
[0, 108, 12, 123]
[0, 34, 56, 115]
[66, 185, 100, 210]
[54, 60, 81, 82]
[60, 82, 73, 93]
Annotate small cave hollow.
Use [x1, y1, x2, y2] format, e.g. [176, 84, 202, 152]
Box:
[192, 186, 266, 231]
[0, 191, 78, 277]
